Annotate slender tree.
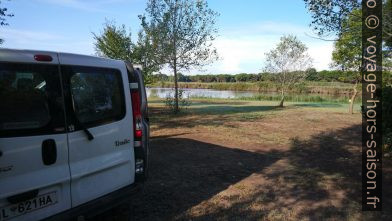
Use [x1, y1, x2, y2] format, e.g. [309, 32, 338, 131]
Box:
[264, 35, 313, 107]
[331, 9, 362, 114]
[139, 0, 219, 113]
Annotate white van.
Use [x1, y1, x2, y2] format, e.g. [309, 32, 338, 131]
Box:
[0, 49, 150, 221]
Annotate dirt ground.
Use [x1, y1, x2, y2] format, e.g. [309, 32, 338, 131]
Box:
[94, 100, 391, 221]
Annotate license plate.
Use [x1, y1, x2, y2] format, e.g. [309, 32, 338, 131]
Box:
[0, 191, 57, 221]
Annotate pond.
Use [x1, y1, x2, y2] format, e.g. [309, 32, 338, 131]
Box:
[146, 87, 354, 103]
[147, 87, 255, 99]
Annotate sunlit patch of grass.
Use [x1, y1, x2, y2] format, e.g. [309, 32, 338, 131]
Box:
[238, 93, 361, 104]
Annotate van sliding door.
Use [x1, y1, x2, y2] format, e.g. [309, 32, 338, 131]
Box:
[58, 54, 135, 207]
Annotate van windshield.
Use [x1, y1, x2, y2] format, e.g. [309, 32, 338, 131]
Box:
[0, 63, 65, 137]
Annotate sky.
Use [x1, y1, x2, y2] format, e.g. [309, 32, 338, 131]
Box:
[0, 0, 335, 74]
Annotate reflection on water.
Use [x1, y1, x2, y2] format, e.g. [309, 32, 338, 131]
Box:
[146, 87, 351, 102]
[147, 87, 254, 99]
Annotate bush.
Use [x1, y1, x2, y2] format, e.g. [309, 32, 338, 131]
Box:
[164, 89, 191, 113]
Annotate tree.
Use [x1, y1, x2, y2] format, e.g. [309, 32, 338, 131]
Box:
[330, 9, 361, 114]
[139, 0, 219, 113]
[304, 0, 392, 63]
[264, 35, 313, 107]
[331, 9, 361, 71]
[93, 21, 133, 61]
[0, 0, 14, 44]
[329, 3, 391, 71]
[304, 0, 360, 36]
[305, 68, 318, 81]
[132, 30, 161, 84]
[305, 0, 392, 114]
[235, 73, 249, 82]
[93, 22, 159, 84]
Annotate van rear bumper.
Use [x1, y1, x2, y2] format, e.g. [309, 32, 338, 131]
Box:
[43, 183, 141, 221]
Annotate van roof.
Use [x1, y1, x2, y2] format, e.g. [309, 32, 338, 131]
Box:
[0, 48, 127, 67]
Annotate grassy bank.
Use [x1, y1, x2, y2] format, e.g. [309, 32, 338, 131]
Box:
[150, 81, 358, 95]
[188, 95, 358, 104]
[150, 97, 362, 112]
[232, 94, 361, 104]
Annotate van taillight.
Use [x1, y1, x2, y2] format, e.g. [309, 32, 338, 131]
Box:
[34, 54, 53, 62]
[131, 89, 143, 141]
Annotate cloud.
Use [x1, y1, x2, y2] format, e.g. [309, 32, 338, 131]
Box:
[191, 22, 334, 74]
[308, 42, 334, 71]
[210, 35, 278, 73]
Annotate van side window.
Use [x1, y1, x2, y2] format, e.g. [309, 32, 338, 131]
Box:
[64, 66, 125, 128]
[0, 63, 65, 137]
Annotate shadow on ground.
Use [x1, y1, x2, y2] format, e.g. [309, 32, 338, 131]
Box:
[93, 137, 281, 221]
[130, 138, 281, 220]
[93, 125, 391, 220]
[184, 124, 391, 220]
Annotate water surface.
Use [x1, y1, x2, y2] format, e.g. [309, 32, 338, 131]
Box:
[146, 87, 353, 103]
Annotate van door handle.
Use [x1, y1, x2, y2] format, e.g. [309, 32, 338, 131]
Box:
[42, 139, 57, 165]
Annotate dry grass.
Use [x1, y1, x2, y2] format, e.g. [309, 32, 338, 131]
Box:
[95, 99, 391, 221]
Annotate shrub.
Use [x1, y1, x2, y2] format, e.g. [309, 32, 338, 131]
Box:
[164, 89, 191, 113]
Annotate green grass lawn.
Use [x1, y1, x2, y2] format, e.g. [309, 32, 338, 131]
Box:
[149, 97, 361, 115]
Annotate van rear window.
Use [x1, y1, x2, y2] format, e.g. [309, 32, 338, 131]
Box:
[0, 63, 65, 137]
[62, 66, 126, 129]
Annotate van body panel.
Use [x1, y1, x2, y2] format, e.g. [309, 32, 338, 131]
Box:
[0, 50, 71, 221]
[0, 136, 71, 221]
[58, 54, 135, 207]
[65, 124, 134, 206]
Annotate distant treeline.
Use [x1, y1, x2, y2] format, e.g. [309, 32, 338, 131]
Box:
[152, 69, 370, 83]
[153, 69, 392, 84]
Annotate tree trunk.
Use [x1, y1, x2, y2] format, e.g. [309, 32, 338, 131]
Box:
[349, 82, 358, 114]
[173, 59, 179, 114]
[278, 88, 285, 107]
